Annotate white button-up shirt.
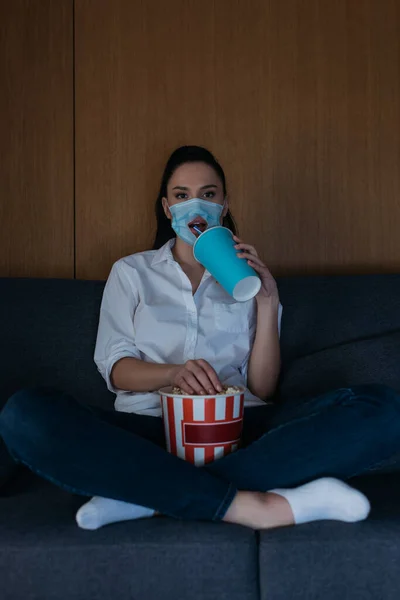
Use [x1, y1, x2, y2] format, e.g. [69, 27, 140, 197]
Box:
[94, 239, 283, 416]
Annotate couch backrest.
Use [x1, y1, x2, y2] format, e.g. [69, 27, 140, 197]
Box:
[0, 278, 113, 410]
[277, 273, 400, 400]
[1, 274, 400, 410]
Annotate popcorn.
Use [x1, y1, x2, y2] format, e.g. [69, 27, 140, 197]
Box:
[172, 385, 242, 396]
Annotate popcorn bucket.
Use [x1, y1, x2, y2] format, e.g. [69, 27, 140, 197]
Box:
[159, 387, 245, 466]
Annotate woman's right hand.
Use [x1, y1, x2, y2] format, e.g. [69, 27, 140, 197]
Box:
[169, 360, 223, 395]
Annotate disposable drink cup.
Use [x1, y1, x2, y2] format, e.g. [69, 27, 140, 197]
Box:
[193, 226, 261, 302]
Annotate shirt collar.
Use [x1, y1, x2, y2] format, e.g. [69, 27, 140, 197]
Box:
[151, 238, 212, 282]
[151, 238, 177, 266]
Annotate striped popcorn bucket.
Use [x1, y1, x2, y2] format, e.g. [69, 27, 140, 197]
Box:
[159, 387, 245, 466]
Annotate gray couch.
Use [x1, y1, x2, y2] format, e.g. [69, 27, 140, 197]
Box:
[1, 274, 400, 600]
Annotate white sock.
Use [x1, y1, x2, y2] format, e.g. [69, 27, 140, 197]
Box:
[76, 496, 155, 530]
[269, 477, 370, 525]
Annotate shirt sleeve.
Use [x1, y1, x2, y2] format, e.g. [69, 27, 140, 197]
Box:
[94, 261, 142, 393]
[240, 302, 283, 384]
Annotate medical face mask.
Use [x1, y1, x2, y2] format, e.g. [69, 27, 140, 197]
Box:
[168, 198, 225, 246]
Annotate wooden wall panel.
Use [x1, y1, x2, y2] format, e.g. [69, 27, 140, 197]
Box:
[0, 0, 73, 278]
[75, 0, 400, 280]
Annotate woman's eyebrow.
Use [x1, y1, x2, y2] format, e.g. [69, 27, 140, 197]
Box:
[172, 184, 218, 191]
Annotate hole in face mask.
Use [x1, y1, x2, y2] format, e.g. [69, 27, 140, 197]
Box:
[188, 217, 207, 236]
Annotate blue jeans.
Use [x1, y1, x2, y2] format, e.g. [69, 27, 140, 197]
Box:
[1, 384, 400, 521]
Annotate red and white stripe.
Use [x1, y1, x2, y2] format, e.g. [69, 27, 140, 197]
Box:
[161, 393, 244, 466]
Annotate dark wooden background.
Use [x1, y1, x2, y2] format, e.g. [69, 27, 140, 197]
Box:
[2, 0, 399, 280]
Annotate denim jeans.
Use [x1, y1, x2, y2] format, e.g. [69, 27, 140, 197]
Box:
[1, 384, 400, 521]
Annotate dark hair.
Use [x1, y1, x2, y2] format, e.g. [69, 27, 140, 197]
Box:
[152, 146, 237, 249]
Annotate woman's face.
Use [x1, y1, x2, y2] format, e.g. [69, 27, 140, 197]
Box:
[162, 162, 228, 220]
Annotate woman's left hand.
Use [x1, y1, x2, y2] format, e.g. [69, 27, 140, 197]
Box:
[233, 235, 279, 304]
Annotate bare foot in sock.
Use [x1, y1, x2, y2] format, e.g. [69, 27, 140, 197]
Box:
[270, 477, 370, 525]
[76, 478, 370, 531]
[76, 497, 155, 530]
[224, 477, 370, 529]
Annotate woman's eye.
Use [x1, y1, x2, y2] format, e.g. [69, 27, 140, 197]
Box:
[204, 192, 215, 199]
[175, 193, 188, 200]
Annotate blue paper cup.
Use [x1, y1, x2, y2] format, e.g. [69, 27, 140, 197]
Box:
[193, 226, 261, 302]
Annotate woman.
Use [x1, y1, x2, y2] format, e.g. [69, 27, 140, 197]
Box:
[1, 145, 400, 531]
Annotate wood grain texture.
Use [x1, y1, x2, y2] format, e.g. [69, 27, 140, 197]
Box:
[0, 0, 73, 278]
[75, 0, 400, 280]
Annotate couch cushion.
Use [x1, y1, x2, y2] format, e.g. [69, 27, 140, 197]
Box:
[277, 274, 400, 400]
[0, 278, 113, 410]
[258, 474, 400, 600]
[279, 330, 400, 399]
[0, 471, 259, 600]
